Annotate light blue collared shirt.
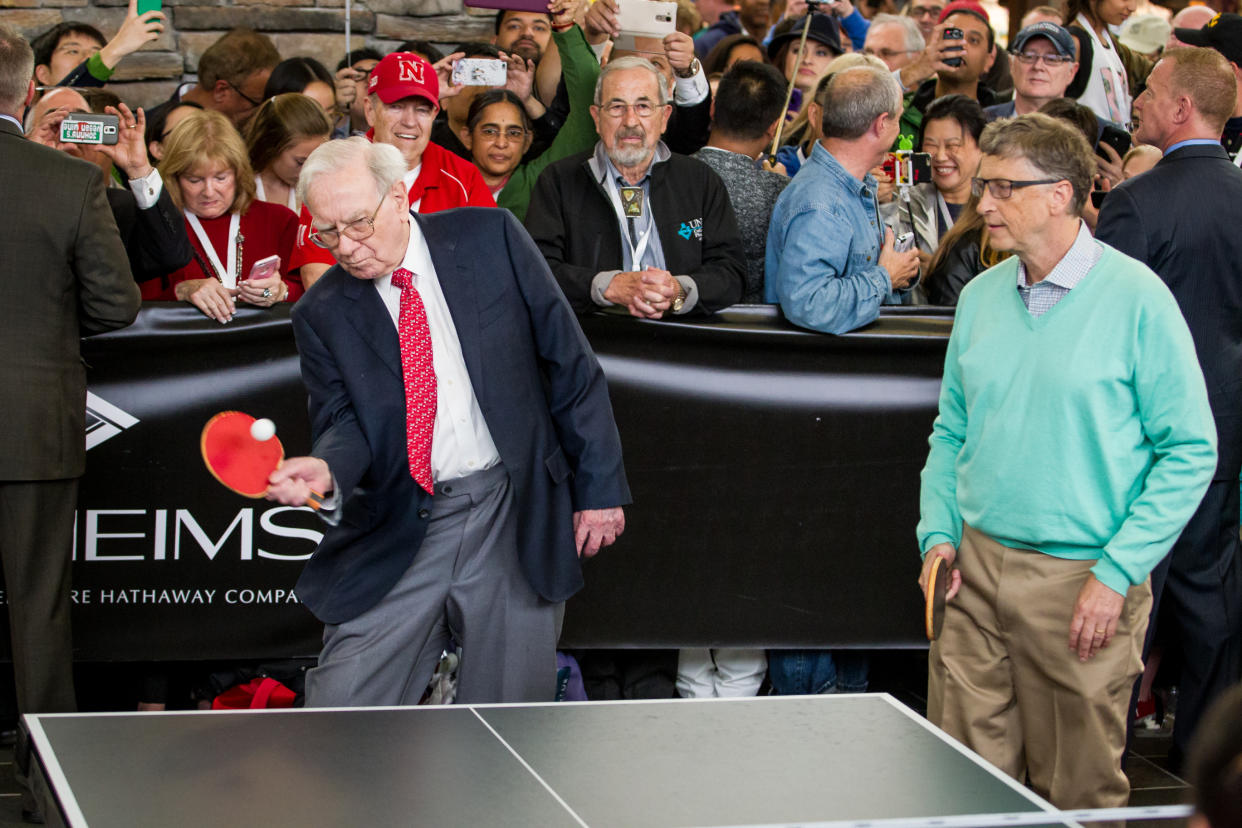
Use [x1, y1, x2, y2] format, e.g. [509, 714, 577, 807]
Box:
[1164, 138, 1221, 156]
[0, 113, 22, 132]
[765, 141, 907, 335]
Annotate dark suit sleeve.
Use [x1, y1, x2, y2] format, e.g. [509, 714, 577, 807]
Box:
[126, 186, 194, 284]
[501, 211, 631, 510]
[291, 303, 374, 502]
[664, 95, 711, 156]
[76, 165, 140, 334]
[684, 169, 745, 313]
[1094, 186, 1150, 263]
[524, 164, 605, 314]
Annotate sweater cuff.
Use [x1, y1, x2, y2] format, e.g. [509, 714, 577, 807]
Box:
[1090, 555, 1131, 597]
[920, 532, 957, 558]
[87, 52, 115, 82]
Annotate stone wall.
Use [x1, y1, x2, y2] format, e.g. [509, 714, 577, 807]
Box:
[0, 0, 499, 109]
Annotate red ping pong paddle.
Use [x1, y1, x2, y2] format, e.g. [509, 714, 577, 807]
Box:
[925, 554, 951, 641]
[200, 411, 321, 509]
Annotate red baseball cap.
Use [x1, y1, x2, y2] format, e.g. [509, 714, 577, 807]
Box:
[367, 52, 439, 107]
[938, 0, 990, 24]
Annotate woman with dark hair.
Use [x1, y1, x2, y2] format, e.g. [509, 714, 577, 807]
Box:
[244, 93, 333, 212]
[460, 3, 600, 221]
[703, 33, 766, 76]
[144, 100, 202, 164]
[767, 14, 842, 114]
[1063, 0, 1151, 127]
[921, 192, 1009, 305]
[882, 94, 986, 301]
[262, 56, 336, 114]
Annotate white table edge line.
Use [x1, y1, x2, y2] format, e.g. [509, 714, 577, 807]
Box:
[469, 707, 590, 828]
[878, 695, 1075, 823]
[22, 717, 90, 828]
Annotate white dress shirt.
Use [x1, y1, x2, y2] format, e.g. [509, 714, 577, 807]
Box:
[372, 215, 501, 482]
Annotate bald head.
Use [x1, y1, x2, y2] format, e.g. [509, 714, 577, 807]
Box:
[1168, 6, 1217, 50]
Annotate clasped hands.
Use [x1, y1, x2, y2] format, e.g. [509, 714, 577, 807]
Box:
[604, 267, 681, 319]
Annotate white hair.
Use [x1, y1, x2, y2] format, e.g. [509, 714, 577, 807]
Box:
[869, 14, 926, 53]
[296, 136, 407, 214]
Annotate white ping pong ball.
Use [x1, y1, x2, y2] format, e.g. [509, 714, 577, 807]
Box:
[250, 418, 276, 442]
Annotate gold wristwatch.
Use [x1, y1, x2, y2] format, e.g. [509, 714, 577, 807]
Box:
[670, 280, 686, 312]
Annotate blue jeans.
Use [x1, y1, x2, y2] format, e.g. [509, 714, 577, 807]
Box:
[766, 650, 870, 695]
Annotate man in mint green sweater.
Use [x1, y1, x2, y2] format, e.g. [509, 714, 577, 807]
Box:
[916, 114, 1217, 811]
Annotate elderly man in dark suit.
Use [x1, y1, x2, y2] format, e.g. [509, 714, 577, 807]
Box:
[0, 25, 139, 818]
[267, 136, 630, 706]
[1096, 45, 1242, 768]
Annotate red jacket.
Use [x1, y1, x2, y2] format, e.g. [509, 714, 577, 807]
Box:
[289, 140, 496, 272]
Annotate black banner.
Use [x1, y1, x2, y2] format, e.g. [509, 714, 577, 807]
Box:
[5, 303, 953, 660]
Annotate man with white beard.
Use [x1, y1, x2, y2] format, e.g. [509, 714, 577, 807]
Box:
[524, 56, 744, 318]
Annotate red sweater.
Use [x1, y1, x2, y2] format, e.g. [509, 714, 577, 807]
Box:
[142, 200, 301, 301]
[288, 141, 496, 271]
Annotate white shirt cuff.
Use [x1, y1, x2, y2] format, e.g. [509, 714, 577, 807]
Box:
[673, 68, 709, 106]
[128, 168, 163, 210]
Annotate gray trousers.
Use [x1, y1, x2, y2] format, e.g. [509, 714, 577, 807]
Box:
[304, 464, 559, 706]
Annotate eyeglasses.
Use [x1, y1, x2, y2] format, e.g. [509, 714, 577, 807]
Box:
[971, 177, 1064, 199]
[864, 47, 920, 60]
[1010, 51, 1075, 66]
[478, 125, 528, 140]
[910, 5, 944, 17]
[227, 80, 264, 108]
[308, 192, 388, 248]
[599, 100, 663, 119]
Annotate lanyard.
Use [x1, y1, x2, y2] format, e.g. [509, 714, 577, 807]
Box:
[185, 211, 241, 288]
[255, 174, 297, 212]
[605, 174, 654, 269]
[936, 191, 954, 234]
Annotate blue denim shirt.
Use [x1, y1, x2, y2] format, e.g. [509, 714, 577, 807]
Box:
[765, 142, 905, 334]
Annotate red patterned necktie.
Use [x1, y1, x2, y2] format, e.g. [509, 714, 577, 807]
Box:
[390, 268, 436, 494]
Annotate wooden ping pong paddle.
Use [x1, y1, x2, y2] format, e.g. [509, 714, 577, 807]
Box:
[200, 411, 320, 508]
[925, 554, 952, 641]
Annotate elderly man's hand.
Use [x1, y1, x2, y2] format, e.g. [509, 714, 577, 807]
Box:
[663, 31, 696, 73]
[1068, 574, 1126, 662]
[267, 456, 333, 507]
[99, 102, 152, 179]
[573, 507, 625, 558]
[918, 542, 961, 600]
[605, 268, 680, 318]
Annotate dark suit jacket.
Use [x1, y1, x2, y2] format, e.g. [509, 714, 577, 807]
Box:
[1096, 143, 1242, 480]
[106, 185, 194, 285]
[524, 149, 746, 314]
[290, 207, 631, 625]
[0, 118, 140, 481]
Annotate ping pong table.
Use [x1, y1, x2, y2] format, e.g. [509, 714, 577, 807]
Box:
[20, 694, 1087, 828]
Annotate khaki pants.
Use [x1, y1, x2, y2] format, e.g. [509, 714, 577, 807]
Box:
[928, 524, 1152, 809]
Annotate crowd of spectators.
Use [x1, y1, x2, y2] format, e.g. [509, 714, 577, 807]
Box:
[8, 0, 1242, 810]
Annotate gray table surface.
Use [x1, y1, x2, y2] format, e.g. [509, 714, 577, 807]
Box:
[24, 694, 1068, 828]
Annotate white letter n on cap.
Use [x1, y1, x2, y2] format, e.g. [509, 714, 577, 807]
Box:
[398, 58, 423, 83]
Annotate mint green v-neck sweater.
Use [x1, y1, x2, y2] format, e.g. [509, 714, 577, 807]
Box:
[917, 244, 1217, 596]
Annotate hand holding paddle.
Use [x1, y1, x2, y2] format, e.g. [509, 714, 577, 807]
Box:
[200, 411, 323, 508]
[268, 457, 333, 508]
[919, 543, 960, 641]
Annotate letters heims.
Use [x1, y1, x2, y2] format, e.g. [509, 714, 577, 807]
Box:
[73, 506, 323, 562]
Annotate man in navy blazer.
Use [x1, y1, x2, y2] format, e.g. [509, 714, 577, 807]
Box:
[269, 137, 630, 706]
[1096, 46, 1242, 767]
